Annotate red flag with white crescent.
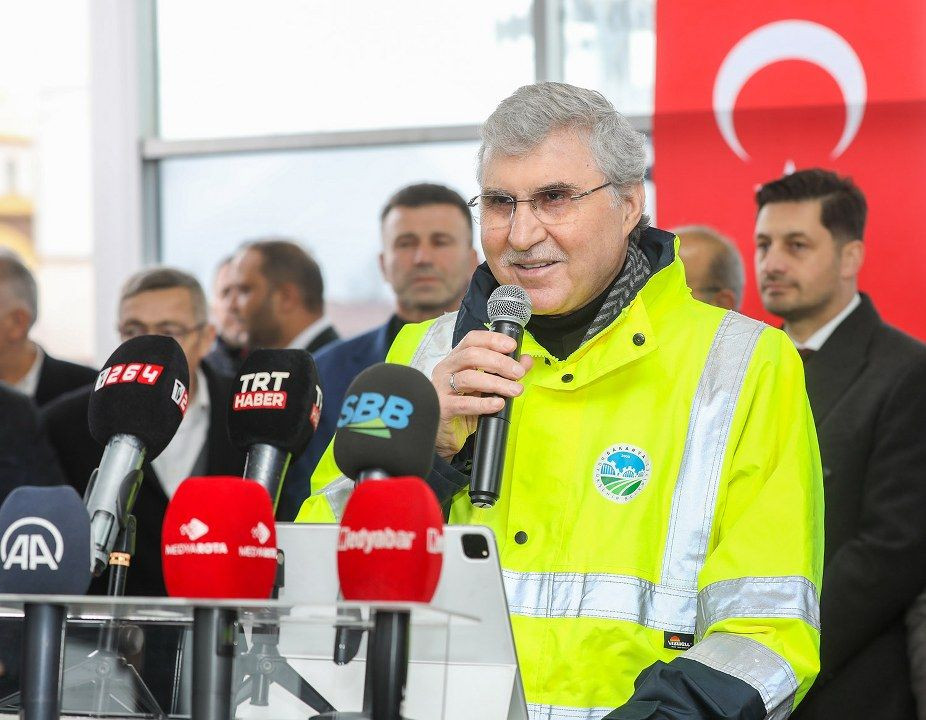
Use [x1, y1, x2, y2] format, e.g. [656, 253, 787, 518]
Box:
[653, 2, 926, 338]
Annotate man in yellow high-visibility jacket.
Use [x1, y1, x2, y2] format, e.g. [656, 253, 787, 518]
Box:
[298, 82, 823, 720]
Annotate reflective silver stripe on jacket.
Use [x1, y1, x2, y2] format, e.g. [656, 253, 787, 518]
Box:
[697, 576, 820, 634]
[503, 571, 818, 636]
[527, 703, 614, 720]
[408, 311, 458, 379]
[321, 475, 355, 521]
[684, 632, 798, 719]
[661, 311, 765, 589]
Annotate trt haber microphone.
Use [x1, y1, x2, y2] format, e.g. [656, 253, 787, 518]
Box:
[0, 486, 92, 720]
[337, 476, 444, 720]
[228, 348, 322, 511]
[162, 476, 278, 720]
[470, 284, 532, 508]
[85, 335, 189, 576]
[333, 363, 440, 482]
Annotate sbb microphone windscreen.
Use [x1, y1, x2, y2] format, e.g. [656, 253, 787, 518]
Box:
[470, 284, 532, 508]
[0, 486, 91, 720]
[85, 335, 190, 576]
[227, 349, 322, 510]
[0, 485, 91, 595]
[161, 476, 277, 600]
[337, 476, 443, 603]
[89, 335, 190, 459]
[333, 363, 440, 482]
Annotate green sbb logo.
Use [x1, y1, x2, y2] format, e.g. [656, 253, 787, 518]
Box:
[593, 444, 651, 504]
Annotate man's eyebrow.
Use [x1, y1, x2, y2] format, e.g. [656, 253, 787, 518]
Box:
[533, 181, 579, 193]
[480, 186, 510, 196]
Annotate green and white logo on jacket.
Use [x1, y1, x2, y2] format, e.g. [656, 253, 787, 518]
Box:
[594, 444, 651, 503]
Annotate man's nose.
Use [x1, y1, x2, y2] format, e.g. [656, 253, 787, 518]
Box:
[759, 243, 787, 276]
[413, 242, 434, 265]
[507, 201, 546, 251]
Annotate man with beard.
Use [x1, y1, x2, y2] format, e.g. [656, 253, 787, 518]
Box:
[203, 254, 246, 376]
[230, 238, 338, 356]
[754, 168, 926, 719]
[298, 183, 478, 480]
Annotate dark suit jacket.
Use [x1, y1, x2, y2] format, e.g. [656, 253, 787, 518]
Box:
[33, 351, 97, 407]
[305, 324, 339, 355]
[41, 364, 245, 597]
[275, 322, 387, 521]
[793, 294, 926, 719]
[0, 385, 65, 692]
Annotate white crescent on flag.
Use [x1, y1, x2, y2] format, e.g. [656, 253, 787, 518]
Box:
[712, 20, 867, 160]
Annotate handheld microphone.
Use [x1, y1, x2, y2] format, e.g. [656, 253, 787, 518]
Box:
[86, 335, 189, 576]
[162, 476, 279, 720]
[333, 363, 440, 482]
[470, 285, 532, 508]
[0, 486, 92, 720]
[228, 348, 322, 511]
[337, 476, 444, 720]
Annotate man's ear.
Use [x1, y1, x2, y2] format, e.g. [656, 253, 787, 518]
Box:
[839, 239, 865, 279]
[378, 252, 387, 280]
[6, 307, 33, 342]
[621, 183, 645, 240]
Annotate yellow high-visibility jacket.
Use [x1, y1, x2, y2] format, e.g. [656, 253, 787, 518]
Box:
[299, 229, 823, 720]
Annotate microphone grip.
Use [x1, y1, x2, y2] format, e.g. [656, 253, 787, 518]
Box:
[243, 444, 292, 513]
[192, 607, 237, 720]
[370, 610, 409, 720]
[21, 602, 66, 720]
[469, 318, 524, 509]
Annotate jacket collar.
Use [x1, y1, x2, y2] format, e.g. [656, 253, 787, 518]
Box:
[453, 226, 677, 346]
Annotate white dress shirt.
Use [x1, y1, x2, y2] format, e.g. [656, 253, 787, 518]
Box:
[152, 368, 210, 499]
[788, 293, 861, 351]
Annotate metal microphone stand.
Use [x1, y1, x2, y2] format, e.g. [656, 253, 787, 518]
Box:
[57, 516, 166, 718]
[234, 548, 336, 713]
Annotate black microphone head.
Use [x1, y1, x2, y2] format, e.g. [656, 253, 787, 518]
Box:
[0, 486, 91, 595]
[333, 363, 439, 480]
[228, 348, 322, 456]
[488, 284, 532, 326]
[88, 335, 190, 459]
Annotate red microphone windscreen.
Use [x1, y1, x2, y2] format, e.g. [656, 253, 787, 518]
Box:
[337, 477, 443, 603]
[161, 476, 277, 599]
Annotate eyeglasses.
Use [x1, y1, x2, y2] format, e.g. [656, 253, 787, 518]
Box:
[118, 322, 206, 342]
[467, 181, 613, 230]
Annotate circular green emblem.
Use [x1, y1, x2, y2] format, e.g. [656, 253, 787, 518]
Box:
[594, 444, 651, 503]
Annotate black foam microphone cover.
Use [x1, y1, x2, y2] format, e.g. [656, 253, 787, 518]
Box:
[227, 348, 322, 456]
[333, 363, 439, 481]
[0, 485, 92, 595]
[88, 335, 190, 459]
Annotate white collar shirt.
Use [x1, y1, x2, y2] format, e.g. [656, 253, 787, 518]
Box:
[286, 317, 333, 351]
[788, 293, 861, 351]
[151, 368, 211, 499]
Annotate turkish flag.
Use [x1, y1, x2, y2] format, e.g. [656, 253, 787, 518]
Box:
[653, 2, 926, 338]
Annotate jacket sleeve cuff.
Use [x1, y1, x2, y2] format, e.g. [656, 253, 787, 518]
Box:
[426, 454, 470, 517]
[604, 658, 767, 720]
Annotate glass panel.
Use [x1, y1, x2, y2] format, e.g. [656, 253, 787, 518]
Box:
[156, 0, 534, 139]
[0, 0, 95, 365]
[562, 0, 655, 117]
[159, 141, 481, 336]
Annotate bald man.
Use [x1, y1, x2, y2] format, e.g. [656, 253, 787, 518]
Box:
[675, 225, 745, 310]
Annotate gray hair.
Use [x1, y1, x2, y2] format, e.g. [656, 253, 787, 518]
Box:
[674, 225, 745, 309]
[119, 266, 208, 323]
[477, 82, 650, 242]
[0, 249, 38, 326]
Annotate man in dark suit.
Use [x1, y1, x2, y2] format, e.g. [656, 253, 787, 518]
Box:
[42, 267, 245, 597]
[0, 385, 66, 694]
[203, 254, 246, 377]
[0, 250, 96, 406]
[754, 168, 926, 719]
[298, 183, 478, 491]
[227, 239, 338, 519]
